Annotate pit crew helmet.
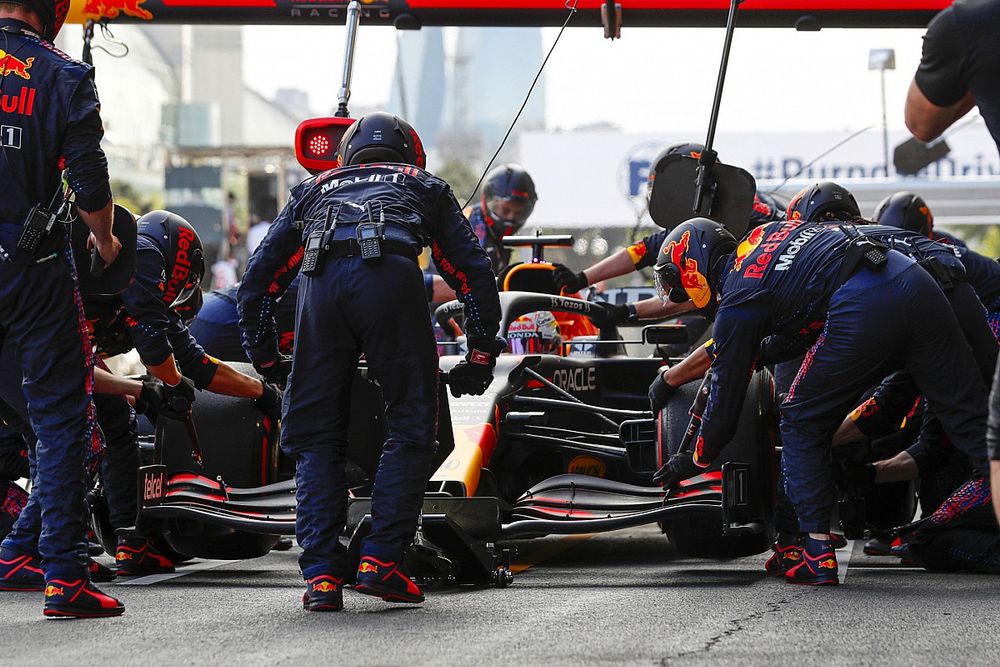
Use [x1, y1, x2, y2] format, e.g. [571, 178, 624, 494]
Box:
[749, 191, 786, 227]
[786, 181, 861, 222]
[137, 210, 206, 310]
[5, 0, 69, 39]
[480, 164, 537, 235]
[336, 112, 426, 169]
[872, 191, 934, 237]
[653, 218, 737, 321]
[646, 142, 705, 196]
[507, 311, 562, 355]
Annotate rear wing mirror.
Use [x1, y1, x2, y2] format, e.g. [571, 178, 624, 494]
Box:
[642, 324, 687, 346]
[295, 117, 356, 175]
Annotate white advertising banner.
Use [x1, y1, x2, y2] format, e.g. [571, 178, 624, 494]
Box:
[519, 126, 1000, 228]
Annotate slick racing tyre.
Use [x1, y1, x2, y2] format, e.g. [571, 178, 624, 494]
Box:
[658, 371, 777, 558]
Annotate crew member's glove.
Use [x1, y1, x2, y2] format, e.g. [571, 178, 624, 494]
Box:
[601, 302, 638, 326]
[255, 382, 284, 421]
[253, 353, 293, 389]
[449, 337, 506, 398]
[552, 264, 589, 294]
[136, 377, 195, 421]
[648, 370, 676, 415]
[653, 452, 702, 491]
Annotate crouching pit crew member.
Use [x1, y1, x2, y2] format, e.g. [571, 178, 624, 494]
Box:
[238, 112, 503, 612]
[651, 217, 992, 586]
[0, 0, 128, 618]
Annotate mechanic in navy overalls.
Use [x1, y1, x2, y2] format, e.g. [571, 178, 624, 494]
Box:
[188, 272, 452, 363]
[239, 112, 502, 611]
[0, 0, 126, 618]
[874, 192, 1000, 336]
[651, 217, 991, 586]
[463, 163, 537, 273]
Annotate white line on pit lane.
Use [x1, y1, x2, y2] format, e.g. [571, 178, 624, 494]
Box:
[116, 559, 232, 586]
[839, 539, 855, 584]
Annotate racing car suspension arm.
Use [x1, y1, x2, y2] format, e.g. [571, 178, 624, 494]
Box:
[521, 367, 624, 429]
[509, 396, 651, 422]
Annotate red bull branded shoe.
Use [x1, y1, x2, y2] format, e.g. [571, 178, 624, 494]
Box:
[43, 578, 125, 618]
[116, 537, 176, 577]
[354, 555, 425, 604]
[0, 551, 44, 591]
[785, 536, 839, 586]
[88, 558, 117, 583]
[302, 574, 344, 612]
[764, 533, 803, 576]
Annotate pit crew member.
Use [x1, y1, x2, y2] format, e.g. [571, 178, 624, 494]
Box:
[238, 112, 502, 612]
[0, 0, 125, 618]
[652, 217, 992, 586]
[465, 163, 537, 272]
[906, 0, 1000, 157]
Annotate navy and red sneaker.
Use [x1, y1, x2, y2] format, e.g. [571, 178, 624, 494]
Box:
[0, 552, 44, 591]
[864, 535, 898, 556]
[764, 533, 803, 576]
[116, 537, 176, 577]
[43, 578, 124, 618]
[354, 556, 425, 604]
[302, 574, 344, 612]
[785, 536, 839, 586]
[88, 558, 117, 583]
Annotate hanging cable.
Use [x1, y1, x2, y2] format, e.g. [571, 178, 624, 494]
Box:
[462, 0, 579, 208]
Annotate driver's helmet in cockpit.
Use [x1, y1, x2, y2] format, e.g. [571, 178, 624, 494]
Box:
[507, 311, 563, 355]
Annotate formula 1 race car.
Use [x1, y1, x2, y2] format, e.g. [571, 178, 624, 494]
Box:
[96, 239, 780, 586]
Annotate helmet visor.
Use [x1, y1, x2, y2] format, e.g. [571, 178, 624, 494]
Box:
[485, 195, 534, 231]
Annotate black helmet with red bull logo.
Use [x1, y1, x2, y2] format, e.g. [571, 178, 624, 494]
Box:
[786, 181, 860, 223]
[872, 191, 934, 237]
[646, 142, 705, 195]
[5, 0, 69, 39]
[749, 191, 786, 227]
[480, 164, 537, 235]
[137, 210, 205, 310]
[653, 217, 736, 321]
[337, 112, 426, 169]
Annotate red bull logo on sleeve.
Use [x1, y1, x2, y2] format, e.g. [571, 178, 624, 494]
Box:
[732, 225, 766, 272]
[0, 50, 33, 81]
[663, 230, 712, 309]
[83, 0, 153, 20]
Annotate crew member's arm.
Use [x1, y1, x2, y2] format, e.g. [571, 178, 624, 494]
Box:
[659, 341, 713, 389]
[63, 69, 120, 265]
[430, 188, 502, 341]
[690, 300, 768, 467]
[92, 367, 142, 398]
[237, 182, 309, 369]
[904, 6, 976, 143]
[634, 296, 696, 321]
[555, 230, 668, 292]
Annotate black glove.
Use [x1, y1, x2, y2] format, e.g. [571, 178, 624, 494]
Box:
[449, 337, 505, 398]
[136, 377, 195, 421]
[648, 370, 677, 414]
[254, 382, 283, 420]
[552, 264, 589, 294]
[601, 302, 637, 326]
[253, 354, 293, 389]
[652, 452, 702, 490]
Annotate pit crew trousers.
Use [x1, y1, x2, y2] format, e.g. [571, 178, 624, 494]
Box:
[281, 254, 439, 577]
[0, 240, 92, 578]
[781, 254, 990, 534]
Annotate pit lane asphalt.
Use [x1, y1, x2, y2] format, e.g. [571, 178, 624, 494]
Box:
[3, 525, 1000, 666]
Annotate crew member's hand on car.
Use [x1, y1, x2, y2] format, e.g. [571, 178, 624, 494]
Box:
[552, 264, 589, 294]
[648, 368, 677, 414]
[598, 302, 638, 326]
[87, 231, 122, 266]
[251, 351, 293, 389]
[653, 451, 702, 491]
[254, 381, 284, 420]
[135, 376, 195, 421]
[449, 337, 506, 397]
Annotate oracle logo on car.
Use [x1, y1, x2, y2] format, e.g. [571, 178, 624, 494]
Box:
[551, 367, 596, 393]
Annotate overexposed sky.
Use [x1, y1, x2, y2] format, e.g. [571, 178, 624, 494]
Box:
[243, 24, 926, 134]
